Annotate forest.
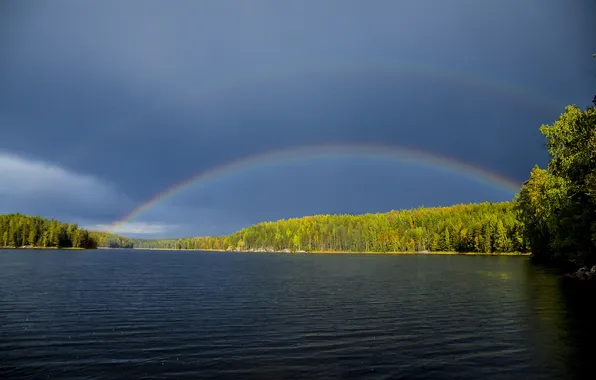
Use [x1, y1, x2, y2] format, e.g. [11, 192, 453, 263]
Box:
[0, 214, 134, 249]
[134, 201, 528, 254]
[88, 232, 134, 249]
[0, 213, 96, 249]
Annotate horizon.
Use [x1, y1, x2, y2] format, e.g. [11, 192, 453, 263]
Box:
[1, 198, 516, 241]
[102, 199, 515, 240]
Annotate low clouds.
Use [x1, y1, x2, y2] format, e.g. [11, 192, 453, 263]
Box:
[0, 153, 130, 223]
[89, 222, 173, 236]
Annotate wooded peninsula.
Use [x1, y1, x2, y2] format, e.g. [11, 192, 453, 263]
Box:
[0, 214, 133, 250]
[132, 202, 525, 254]
[2, 97, 595, 270]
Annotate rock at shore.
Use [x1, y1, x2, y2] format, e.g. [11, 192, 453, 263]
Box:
[564, 266, 596, 281]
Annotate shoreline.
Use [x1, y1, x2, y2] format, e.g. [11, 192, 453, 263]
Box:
[0, 246, 86, 250]
[2, 246, 531, 256]
[132, 247, 531, 256]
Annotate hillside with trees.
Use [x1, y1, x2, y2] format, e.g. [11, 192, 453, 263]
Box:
[0, 214, 134, 249]
[89, 232, 134, 248]
[134, 201, 528, 254]
[133, 238, 185, 249]
[0, 213, 96, 249]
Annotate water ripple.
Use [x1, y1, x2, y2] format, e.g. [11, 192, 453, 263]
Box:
[0, 250, 588, 379]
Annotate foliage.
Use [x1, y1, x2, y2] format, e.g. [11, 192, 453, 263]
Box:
[0, 213, 96, 249]
[88, 232, 134, 248]
[516, 104, 596, 266]
[134, 202, 528, 254]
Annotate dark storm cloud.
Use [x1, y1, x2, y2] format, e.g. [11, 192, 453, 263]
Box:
[1, 0, 594, 235]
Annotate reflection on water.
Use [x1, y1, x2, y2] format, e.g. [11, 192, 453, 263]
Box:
[476, 270, 513, 280]
[0, 250, 595, 380]
[523, 261, 596, 380]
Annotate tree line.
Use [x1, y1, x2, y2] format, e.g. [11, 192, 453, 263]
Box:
[0, 213, 96, 249]
[0, 214, 134, 249]
[134, 201, 528, 254]
[88, 232, 134, 248]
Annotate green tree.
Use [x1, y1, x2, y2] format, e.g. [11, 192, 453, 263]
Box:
[517, 101, 596, 265]
[28, 228, 37, 247]
[438, 228, 451, 251]
[292, 234, 301, 251]
[495, 220, 509, 252]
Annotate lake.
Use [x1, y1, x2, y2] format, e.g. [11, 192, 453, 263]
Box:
[1, 249, 594, 379]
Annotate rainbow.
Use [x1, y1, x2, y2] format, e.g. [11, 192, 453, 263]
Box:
[109, 142, 521, 232]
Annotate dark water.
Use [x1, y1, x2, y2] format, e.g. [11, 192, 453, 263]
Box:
[1, 250, 595, 379]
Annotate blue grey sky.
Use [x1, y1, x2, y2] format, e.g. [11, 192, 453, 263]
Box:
[1, 0, 595, 237]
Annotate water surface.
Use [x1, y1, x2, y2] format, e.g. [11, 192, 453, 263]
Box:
[1, 249, 594, 379]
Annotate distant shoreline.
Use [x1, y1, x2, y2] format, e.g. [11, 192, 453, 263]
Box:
[0, 246, 86, 250]
[131, 247, 531, 256]
[1, 246, 531, 256]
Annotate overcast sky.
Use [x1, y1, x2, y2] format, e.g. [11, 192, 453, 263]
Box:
[1, 0, 595, 238]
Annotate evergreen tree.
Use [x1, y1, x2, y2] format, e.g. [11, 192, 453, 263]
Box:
[0, 214, 100, 249]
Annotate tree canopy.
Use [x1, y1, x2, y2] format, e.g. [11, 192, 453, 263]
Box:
[88, 231, 134, 248]
[516, 103, 596, 266]
[0, 214, 134, 249]
[134, 202, 528, 254]
[0, 213, 96, 249]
